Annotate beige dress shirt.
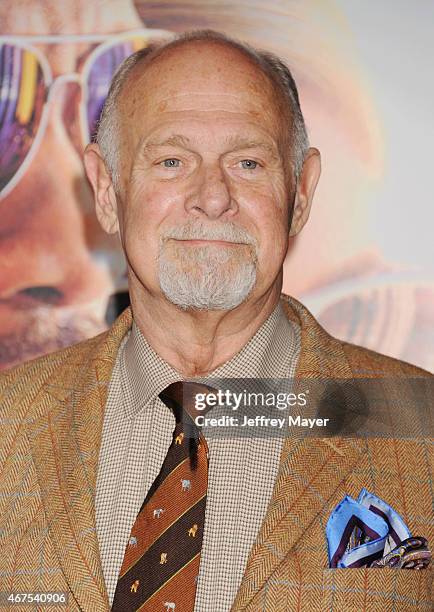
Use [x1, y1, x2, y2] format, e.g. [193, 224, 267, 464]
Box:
[95, 298, 300, 611]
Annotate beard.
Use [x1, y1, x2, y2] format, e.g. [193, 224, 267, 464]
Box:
[0, 303, 108, 370]
[157, 220, 258, 311]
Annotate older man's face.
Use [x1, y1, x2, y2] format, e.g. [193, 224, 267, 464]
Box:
[114, 42, 292, 310]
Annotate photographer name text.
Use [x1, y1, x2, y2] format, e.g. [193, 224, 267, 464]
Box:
[195, 414, 329, 429]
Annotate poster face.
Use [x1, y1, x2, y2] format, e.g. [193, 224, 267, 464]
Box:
[0, 0, 432, 372]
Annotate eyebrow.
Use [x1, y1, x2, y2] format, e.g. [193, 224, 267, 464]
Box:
[141, 133, 280, 159]
[143, 134, 192, 149]
[223, 135, 279, 157]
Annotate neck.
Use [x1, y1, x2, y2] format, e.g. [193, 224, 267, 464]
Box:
[2, 0, 142, 35]
[129, 278, 283, 377]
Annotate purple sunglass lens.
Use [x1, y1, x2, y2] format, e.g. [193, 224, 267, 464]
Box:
[0, 44, 45, 193]
[85, 40, 146, 143]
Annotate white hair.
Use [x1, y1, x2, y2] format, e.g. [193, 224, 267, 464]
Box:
[96, 29, 309, 192]
[157, 219, 258, 310]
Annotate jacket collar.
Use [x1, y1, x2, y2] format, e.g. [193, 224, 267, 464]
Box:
[26, 295, 364, 611]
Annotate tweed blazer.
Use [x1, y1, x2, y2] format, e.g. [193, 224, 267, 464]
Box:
[0, 294, 432, 612]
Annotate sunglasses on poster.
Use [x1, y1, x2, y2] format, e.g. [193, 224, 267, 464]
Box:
[0, 29, 173, 200]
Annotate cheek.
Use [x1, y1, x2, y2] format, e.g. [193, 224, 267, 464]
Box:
[235, 182, 289, 243]
[122, 181, 185, 252]
[260, 216, 289, 266]
[251, 201, 289, 269]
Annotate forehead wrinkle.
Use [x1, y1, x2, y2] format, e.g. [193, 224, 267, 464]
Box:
[138, 131, 280, 158]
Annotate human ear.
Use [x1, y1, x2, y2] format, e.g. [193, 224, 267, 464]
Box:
[289, 147, 321, 237]
[83, 143, 119, 235]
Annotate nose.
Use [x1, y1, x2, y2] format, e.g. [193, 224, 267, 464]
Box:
[185, 163, 236, 219]
[0, 81, 115, 310]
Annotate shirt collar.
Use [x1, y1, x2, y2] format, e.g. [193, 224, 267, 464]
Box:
[120, 297, 300, 419]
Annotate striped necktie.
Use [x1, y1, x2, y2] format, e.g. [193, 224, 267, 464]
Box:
[111, 381, 212, 612]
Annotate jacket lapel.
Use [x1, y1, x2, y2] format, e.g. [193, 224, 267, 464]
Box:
[25, 308, 133, 611]
[231, 295, 366, 610]
[24, 294, 365, 611]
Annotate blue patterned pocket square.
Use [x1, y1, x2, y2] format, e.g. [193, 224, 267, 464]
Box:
[326, 488, 431, 569]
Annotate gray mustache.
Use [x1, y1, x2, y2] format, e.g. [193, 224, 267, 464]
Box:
[162, 222, 257, 247]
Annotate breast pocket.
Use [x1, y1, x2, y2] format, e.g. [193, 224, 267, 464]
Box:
[321, 567, 433, 611]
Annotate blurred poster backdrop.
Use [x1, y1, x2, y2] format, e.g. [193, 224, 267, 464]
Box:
[1, 0, 433, 372]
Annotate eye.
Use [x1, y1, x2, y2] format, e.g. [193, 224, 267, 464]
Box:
[160, 158, 181, 168]
[240, 159, 258, 170]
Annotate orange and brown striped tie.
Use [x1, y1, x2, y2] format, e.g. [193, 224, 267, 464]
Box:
[111, 382, 211, 612]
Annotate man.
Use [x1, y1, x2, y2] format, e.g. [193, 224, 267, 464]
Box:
[0, 29, 432, 612]
[2, 0, 383, 373]
[138, 0, 434, 373]
[3, 0, 433, 376]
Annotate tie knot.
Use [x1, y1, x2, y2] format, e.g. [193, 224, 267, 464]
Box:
[159, 381, 218, 421]
[159, 381, 215, 468]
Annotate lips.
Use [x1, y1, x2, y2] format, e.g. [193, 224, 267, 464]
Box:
[174, 239, 242, 246]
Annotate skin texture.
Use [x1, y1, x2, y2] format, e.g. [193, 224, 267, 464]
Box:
[0, 0, 143, 369]
[84, 41, 321, 376]
[135, 0, 383, 296]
